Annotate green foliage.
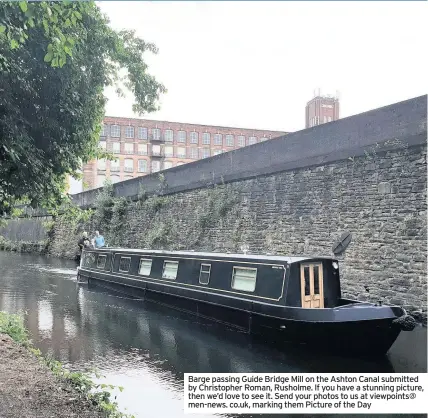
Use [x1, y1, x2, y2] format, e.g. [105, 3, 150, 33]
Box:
[136, 184, 148, 204]
[197, 183, 239, 230]
[0, 235, 47, 253]
[1, 1, 88, 68]
[108, 196, 128, 246]
[92, 181, 116, 230]
[41, 219, 55, 233]
[145, 220, 169, 247]
[137, 182, 240, 249]
[0, 1, 166, 214]
[91, 181, 130, 246]
[0, 311, 29, 344]
[50, 197, 93, 232]
[144, 195, 170, 215]
[0, 311, 134, 418]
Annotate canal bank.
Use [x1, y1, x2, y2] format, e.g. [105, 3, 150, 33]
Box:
[0, 311, 133, 418]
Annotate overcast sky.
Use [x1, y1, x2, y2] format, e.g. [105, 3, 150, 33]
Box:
[98, 1, 427, 133]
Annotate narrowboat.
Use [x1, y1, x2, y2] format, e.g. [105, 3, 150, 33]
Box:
[76, 248, 416, 357]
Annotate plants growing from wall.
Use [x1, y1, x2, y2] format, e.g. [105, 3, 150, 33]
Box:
[49, 199, 93, 232]
[108, 197, 129, 247]
[191, 183, 240, 247]
[92, 181, 116, 231]
[4, 176, 242, 256]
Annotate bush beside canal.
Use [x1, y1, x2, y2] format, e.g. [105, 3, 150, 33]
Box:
[0, 311, 135, 418]
[0, 235, 48, 254]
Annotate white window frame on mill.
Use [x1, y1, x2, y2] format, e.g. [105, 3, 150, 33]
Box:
[111, 125, 121, 138]
[101, 124, 108, 137]
[164, 129, 174, 142]
[138, 159, 147, 173]
[137, 143, 148, 155]
[112, 142, 121, 154]
[110, 158, 120, 172]
[177, 131, 186, 143]
[177, 146, 186, 158]
[125, 126, 134, 139]
[164, 145, 174, 157]
[124, 158, 134, 172]
[152, 128, 161, 140]
[151, 160, 161, 173]
[214, 134, 222, 146]
[138, 127, 148, 140]
[188, 148, 198, 159]
[190, 132, 198, 144]
[97, 159, 106, 171]
[97, 175, 106, 188]
[200, 148, 210, 159]
[124, 143, 134, 154]
[202, 132, 211, 145]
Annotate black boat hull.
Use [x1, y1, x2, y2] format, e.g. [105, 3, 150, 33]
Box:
[80, 270, 405, 358]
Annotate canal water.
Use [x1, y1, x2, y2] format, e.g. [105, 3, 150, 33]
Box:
[0, 252, 426, 418]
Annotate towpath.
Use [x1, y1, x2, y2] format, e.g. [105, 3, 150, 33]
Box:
[0, 333, 105, 418]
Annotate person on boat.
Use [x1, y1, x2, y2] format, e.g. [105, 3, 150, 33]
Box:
[92, 230, 105, 248]
[78, 232, 91, 252]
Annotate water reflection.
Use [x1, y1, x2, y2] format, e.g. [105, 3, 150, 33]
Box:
[0, 253, 426, 418]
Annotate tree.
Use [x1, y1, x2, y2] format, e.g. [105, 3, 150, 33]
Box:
[0, 1, 166, 213]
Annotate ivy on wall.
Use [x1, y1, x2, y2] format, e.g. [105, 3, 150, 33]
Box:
[44, 178, 242, 254]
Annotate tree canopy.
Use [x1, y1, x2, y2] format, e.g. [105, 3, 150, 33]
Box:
[0, 1, 166, 214]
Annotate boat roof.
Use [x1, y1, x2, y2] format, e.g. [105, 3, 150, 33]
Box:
[92, 248, 336, 264]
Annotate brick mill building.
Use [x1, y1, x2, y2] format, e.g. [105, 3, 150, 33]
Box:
[82, 116, 287, 190]
[305, 94, 340, 128]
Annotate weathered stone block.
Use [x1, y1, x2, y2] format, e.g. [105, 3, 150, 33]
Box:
[378, 182, 391, 194]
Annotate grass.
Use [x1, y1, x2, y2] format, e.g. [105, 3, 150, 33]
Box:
[0, 310, 135, 418]
[0, 311, 29, 344]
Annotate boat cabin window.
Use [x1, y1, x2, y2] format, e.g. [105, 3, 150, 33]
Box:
[162, 261, 179, 280]
[138, 258, 152, 276]
[303, 266, 310, 296]
[199, 264, 211, 285]
[231, 267, 257, 292]
[84, 252, 96, 267]
[302, 264, 321, 296]
[119, 256, 131, 273]
[97, 255, 107, 269]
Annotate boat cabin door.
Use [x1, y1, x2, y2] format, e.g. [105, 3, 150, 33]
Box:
[300, 263, 324, 308]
